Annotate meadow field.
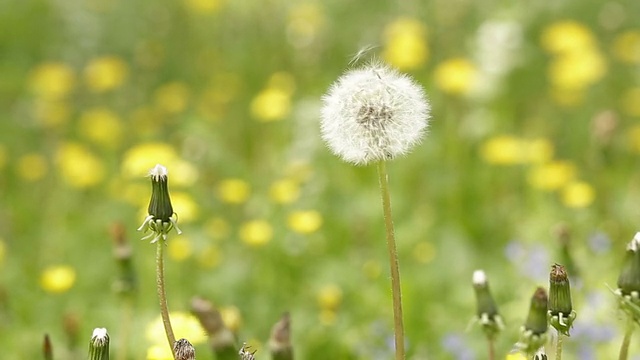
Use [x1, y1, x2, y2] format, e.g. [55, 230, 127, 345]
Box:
[1, 0, 640, 359]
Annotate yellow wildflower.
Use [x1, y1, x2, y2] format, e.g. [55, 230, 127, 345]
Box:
[434, 58, 477, 95]
[197, 245, 221, 268]
[287, 210, 322, 234]
[78, 108, 123, 148]
[383, 18, 428, 70]
[29, 62, 75, 99]
[204, 217, 230, 240]
[56, 143, 105, 188]
[525, 138, 554, 163]
[621, 87, 640, 117]
[480, 135, 527, 165]
[561, 181, 595, 208]
[250, 87, 291, 122]
[168, 236, 193, 261]
[413, 241, 436, 264]
[217, 178, 251, 204]
[317, 284, 342, 311]
[527, 161, 576, 190]
[612, 30, 640, 64]
[41, 265, 76, 293]
[155, 82, 190, 114]
[146, 312, 207, 357]
[239, 220, 273, 247]
[505, 352, 527, 360]
[170, 192, 199, 223]
[220, 306, 242, 332]
[17, 153, 48, 182]
[184, 0, 222, 14]
[269, 178, 300, 204]
[84, 56, 128, 92]
[540, 21, 595, 54]
[121, 143, 200, 187]
[548, 48, 606, 90]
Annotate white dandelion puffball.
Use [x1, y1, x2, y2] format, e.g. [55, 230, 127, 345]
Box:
[321, 63, 430, 165]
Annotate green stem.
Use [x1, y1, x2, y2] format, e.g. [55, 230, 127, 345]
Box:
[619, 316, 635, 360]
[376, 161, 405, 360]
[555, 332, 563, 360]
[157, 240, 176, 358]
[488, 337, 495, 360]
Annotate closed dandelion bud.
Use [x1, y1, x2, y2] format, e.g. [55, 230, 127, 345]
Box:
[148, 164, 173, 222]
[239, 343, 256, 360]
[533, 348, 548, 360]
[88, 328, 109, 360]
[548, 263, 576, 336]
[137, 164, 182, 243]
[174, 338, 196, 360]
[320, 62, 430, 165]
[516, 287, 548, 355]
[472, 270, 504, 339]
[614, 232, 640, 322]
[269, 313, 293, 360]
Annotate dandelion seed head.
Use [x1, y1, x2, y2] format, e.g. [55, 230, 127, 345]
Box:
[149, 164, 168, 181]
[321, 62, 430, 165]
[472, 270, 487, 285]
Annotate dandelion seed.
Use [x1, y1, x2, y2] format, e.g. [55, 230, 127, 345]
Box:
[320, 62, 430, 165]
[348, 44, 380, 67]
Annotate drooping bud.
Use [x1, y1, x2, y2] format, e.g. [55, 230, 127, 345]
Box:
[269, 313, 293, 360]
[548, 264, 576, 336]
[516, 287, 548, 355]
[88, 328, 110, 360]
[472, 270, 504, 339]
[174, 338, 196, 360]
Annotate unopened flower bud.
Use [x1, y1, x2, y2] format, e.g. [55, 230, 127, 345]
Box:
[548, 263, 576, 336]
[614, 232, 640, 322]
[137, 164, 182, 243]
[472, 270, 504, 339]
[174, 338, 196, 360]
[88, 328, 109, 360]
[516, 287, 548, 355]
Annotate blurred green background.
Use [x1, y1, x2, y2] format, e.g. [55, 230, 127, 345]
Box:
[1, 0, 640, 358]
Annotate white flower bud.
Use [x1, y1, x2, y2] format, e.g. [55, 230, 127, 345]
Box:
[320, 62, 430, 165]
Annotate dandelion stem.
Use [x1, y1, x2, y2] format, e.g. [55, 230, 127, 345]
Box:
[619, 316, 635, 360]
[555, 331, 563, 360]
[156, 239, 176, 358]
[488, 337, 495, 360]
[377, 160, 405, 360]
[117, 297, 134, 360]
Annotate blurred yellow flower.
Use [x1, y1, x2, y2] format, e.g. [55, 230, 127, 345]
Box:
[434, 58, 477, 95]
[56, 143, 105, 188]
[317, 284, 342, 311]
[548, 48, 606, 90]
[505, 352, 527, 360]
[197, 245, 221, 268]
[170, 192, 199, 223]
[287, 210, 322, 234]
[621, 87, 640, 117]
[146, 312, 206, 353]
[204, 217, 230, 240]
[17, 153, 48, 182]
[168, 236, 193, 261]
[561, 181, 595, 208]
[413, 241, 436, 264]
[250, 87, 291, 122]
[526, 138, 554, 164]
[84, 56, 128, 92]
[383, 18, 428, 70]
[612, 30, 640, 64]
[286, 3, 325, 48]
[628, 125, 640, 153]
[269, 178, 300, 204]
[217, 178, 251, 204]
[480, 135, 527, 165]
[541, 21, 595, 54]
[527, 161, 576, 190]
[155, 82, 190, 114]
[220, 306, 242, 332]
[239, 220, 273, 247]
[184, 0, 222, 14]
[121, 143, 200, 187]
[146, 345, 172, 360]
[41, 265, 76, 293]
[33, 99, 71, 127]
[78, 108, 123, 148]
[29, 62, 75, 99]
